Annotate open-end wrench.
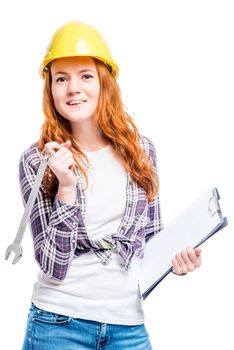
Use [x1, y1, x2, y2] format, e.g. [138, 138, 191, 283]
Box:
[5, 150, 56, 264]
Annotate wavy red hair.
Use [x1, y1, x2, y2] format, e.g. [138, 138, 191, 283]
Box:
[38, 58, 159, 203]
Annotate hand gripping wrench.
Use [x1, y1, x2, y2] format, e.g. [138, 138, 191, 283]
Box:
[5, 150, 56, 264]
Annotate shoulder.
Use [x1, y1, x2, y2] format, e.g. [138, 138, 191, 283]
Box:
[19, 141, 42, 171]
[138, 134, 157, 160]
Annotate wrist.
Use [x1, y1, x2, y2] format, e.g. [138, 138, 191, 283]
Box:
[58, 183, 77, 191]
[57, 184, 77, 206]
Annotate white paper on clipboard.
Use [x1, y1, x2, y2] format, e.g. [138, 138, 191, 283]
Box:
[139, 188, 228, 300]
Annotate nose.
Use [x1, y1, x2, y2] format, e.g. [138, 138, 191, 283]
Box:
[67, 77, 81, 95]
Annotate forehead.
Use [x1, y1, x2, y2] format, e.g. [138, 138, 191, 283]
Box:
[51, 56, 96, 73]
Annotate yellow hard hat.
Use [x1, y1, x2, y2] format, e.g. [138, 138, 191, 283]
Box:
[40, 20, 119, 79]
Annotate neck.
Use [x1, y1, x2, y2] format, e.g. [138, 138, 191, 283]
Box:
[70, 118, 108, 151]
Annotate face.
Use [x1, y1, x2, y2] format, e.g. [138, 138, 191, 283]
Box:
[50, 56, 100, 123]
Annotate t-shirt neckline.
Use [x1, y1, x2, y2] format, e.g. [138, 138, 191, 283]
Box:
[82, 144, 111, 154]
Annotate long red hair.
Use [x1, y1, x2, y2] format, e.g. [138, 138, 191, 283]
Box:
[38, 58, 159, 203]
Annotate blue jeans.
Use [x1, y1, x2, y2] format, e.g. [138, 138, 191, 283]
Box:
[22, 303, 153, 349]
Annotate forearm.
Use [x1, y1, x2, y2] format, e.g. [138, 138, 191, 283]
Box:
[57, 184, 77, 205]
[35, 196, 81, 281]
[19, 153, 80, 281]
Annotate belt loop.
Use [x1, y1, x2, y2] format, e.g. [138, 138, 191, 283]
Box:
[29, 302, 36, 316]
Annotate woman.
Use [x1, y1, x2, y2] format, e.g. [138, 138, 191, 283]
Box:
[20, 20, 201, 350]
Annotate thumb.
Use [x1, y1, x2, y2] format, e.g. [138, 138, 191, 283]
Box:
[195, 247, 202, 256]
[61, 140, 71, 148]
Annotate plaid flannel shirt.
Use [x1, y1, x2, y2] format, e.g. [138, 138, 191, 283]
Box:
[19, 135, 163, 281]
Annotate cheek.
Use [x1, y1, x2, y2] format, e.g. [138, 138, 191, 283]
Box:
[90, 82, 100, 101]
[51, 86, 63, 108]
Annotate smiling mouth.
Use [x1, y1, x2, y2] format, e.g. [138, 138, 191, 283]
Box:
[67, 99, 87, 106]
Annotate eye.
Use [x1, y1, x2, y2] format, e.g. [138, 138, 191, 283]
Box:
[56, 76, 66, 83]
[82, 74, 94, 80]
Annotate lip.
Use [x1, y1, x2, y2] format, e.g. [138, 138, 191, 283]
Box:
[67, 98, 87, 102]
[66, 100, 87, 107]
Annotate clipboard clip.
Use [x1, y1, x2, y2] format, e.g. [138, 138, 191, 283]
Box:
[208, 196, 221, 216]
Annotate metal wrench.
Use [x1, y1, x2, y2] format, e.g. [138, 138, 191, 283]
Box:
[5, 151, 56, 264]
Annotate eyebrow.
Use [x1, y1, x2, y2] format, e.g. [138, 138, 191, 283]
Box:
[54, 69, 96, 75]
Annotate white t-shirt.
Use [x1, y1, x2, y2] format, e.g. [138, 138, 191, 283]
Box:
[31, 144, 144, 325]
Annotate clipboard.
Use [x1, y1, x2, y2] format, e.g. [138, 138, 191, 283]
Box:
[139, 188, 228, 300]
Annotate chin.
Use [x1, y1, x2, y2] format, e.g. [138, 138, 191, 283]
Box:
[64, 114, 95, 122]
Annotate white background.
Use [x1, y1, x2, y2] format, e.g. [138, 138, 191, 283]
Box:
[0, 0, 233, 349]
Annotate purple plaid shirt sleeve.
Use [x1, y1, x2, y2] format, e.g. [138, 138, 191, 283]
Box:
[142, 136, 164, 242]
[19, 150, 81, 281]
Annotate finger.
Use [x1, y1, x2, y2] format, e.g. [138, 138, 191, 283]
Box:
[63, 159, 75, 171]
[181, 249, 195, 272]
[44, 140, 71, 156]
[55, 145, 73, 157]
[49, 150, 75, 175]
[54, 156, 74, 169]
[62, 156, 75, 170]
[60, 140, 71, 148]
[187, 246, 201, 268]
[175, 252, 188, 274]
[68, 163, 75, 170]
[56, 148, 72, 160]
[47, 147, 67, 164]
[195, 247, 202, 256]
[58, 151, 75, 167]
[56, 148, 75, 166]
[172, 257, 182, 274]
[49, 157, 74, 172]
[53, 146, 72, 158]
[50, 154, 75, 172]
[43, 141, 61, 155]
